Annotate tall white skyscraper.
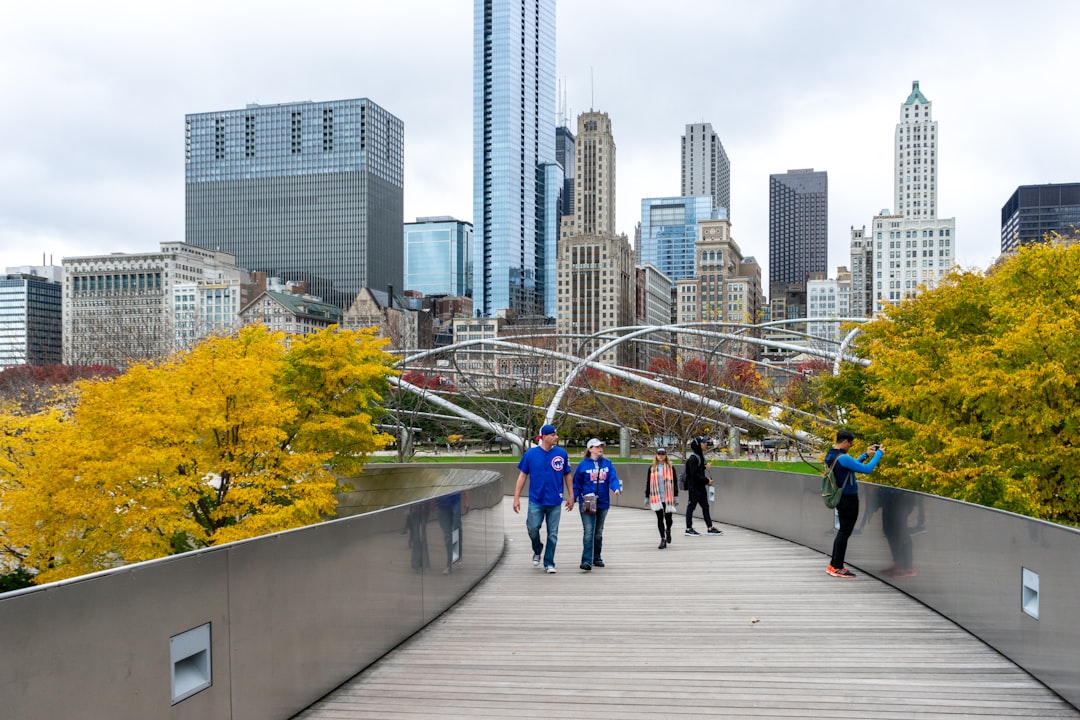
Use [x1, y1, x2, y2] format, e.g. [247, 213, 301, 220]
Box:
[681, 122, 730, 215]
[894, 81, 937, 219]
[871, 81, 955, 312]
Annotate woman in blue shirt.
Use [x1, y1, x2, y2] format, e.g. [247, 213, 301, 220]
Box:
[572, 438, 622, 571]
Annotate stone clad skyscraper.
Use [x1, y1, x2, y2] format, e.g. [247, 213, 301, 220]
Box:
[556, 111, 633, 367]
[894, 81, 937, 220]
[473, 0, 560, 318]
[681, 122, 730, 216]
[870, 81, 955, 311]
[185, 98, 404, 309]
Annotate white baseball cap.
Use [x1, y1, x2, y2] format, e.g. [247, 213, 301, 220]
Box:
[586, 438, 604, 449]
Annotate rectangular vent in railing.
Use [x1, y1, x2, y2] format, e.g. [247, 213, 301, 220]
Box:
[170, 622, 212, 704]
[1022, 567, 1040, 620]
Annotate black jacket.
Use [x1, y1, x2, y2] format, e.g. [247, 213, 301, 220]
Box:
[684, 452, 709, 493]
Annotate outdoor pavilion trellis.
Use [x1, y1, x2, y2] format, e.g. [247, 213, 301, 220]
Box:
[386, 319, 869, 455]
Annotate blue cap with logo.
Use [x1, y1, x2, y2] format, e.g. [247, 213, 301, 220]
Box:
[538, 424, 557, 437]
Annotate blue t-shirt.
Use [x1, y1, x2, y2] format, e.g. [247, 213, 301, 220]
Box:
[517, 445, 570, 506]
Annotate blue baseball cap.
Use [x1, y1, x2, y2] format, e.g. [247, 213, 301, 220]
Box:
[538, 424, 557, 437]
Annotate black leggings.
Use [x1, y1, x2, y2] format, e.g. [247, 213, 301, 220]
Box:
[654, 508, 673, 538]
[685, 487, 713, 528]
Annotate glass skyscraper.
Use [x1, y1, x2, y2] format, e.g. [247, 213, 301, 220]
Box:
[0, 272, 62, 368]
[185, 98, 403, 309]
[403, 217, 473, 297]
[1001, 183, 1080, 253]
[768, 169, 828, 288]
[639, 196, 716, 284]
[473, 0, 560, 317]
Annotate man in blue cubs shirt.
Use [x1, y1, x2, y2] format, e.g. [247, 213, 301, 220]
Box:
[513, 424, 573, 574]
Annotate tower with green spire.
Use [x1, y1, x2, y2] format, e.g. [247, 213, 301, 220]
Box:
[869, 81, 956, 315]
[895, 80, 937, 219]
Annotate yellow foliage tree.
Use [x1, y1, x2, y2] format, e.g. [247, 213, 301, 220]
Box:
[818, 240, 1080, 522]
[0, 325, 394, 582]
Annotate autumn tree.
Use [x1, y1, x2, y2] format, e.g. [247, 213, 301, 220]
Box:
[0, 364, 119, 414]
[816, 242, 1080, 523]
[0, 325, 395, 583]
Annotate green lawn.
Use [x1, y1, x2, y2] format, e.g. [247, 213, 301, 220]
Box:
[369, 453, 817, 474]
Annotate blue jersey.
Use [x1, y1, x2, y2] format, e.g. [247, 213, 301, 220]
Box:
[517, 445, 570, 506]
[572, 457, 622, 509]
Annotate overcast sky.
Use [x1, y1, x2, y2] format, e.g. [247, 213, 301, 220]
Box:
[3, 0, 1078, 286]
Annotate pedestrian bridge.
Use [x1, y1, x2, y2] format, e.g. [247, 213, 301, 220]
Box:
[2, 464, 1078, 719]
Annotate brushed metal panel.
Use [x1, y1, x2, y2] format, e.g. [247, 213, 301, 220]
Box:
[708, 466, 1080, 709]
[228, 513, 427, 720]
[0, 468, 505, 720]
[0, 550, 232, 720]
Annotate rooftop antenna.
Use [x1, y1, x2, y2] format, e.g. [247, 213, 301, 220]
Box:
[557, 78, 567, 127]
[590, 67, 594, 111]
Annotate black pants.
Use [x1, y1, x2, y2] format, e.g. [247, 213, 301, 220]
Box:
[830, 493, 860, 568]
[685, 487, 713, 529]
[654, 507, 673, 539]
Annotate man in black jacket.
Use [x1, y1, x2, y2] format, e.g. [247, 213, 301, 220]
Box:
[684, 436, 723, 536]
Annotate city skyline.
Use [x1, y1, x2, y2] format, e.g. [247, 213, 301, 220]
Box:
[3, 1, 1079, 290]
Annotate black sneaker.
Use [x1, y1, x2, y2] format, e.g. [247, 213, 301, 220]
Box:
[658, 539, 667, 549]
[707, 527, 723, 535]
[593, 559, 605, 568]
[666, 533, 672, 544]
[685, 528, 701, 537]
[579, 563, 592, 571]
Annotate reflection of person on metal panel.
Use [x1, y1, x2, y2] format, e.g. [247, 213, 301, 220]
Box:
[881, 488, 924, 578]
[406, 501, 430, 571]
[436, 492, 463, 575]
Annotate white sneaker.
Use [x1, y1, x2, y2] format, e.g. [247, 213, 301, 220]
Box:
[545, 566, 557, 574]
[532, 554, 541, 567]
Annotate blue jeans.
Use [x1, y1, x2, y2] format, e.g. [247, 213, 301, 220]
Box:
[527, 501, 562, 568]
[580, 507, 608, 566]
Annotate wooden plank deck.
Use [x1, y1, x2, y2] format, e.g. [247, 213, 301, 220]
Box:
[295, 504, 1078, 719]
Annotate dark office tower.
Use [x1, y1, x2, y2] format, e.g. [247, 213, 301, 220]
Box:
[555, 124, 575, 220]
[185, 98, 404, 309]
[681, 122, 730, 216]
[473, 0, 560, 318]
[1001, 183, 1080, 253]
[769, 168, 828, 289]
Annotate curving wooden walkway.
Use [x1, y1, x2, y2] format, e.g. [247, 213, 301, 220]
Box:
[295, 504, 1078, 719]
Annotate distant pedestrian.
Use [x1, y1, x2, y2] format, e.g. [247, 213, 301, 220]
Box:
[824, 429, 884, 578]
[513, 424, 573, 574]
[572, 439, 622, 571]
[684, 436, 722, 537]
[645, 447, 677, 548]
